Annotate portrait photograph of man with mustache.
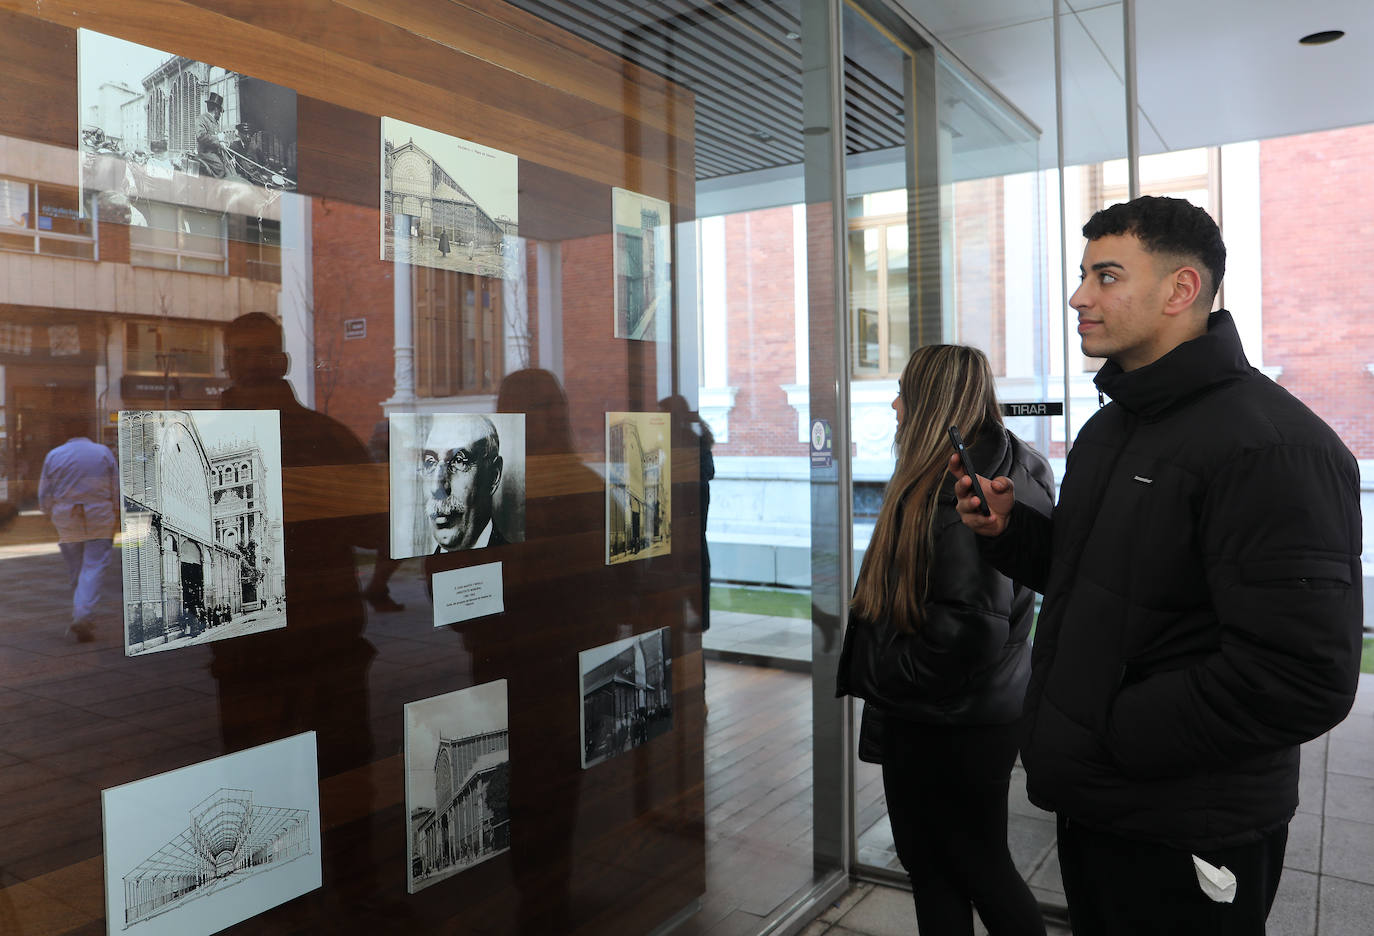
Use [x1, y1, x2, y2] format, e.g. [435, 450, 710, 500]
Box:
[390, 413, 526, 559]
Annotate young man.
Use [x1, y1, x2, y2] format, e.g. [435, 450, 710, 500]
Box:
[953, 196, 1363, 935]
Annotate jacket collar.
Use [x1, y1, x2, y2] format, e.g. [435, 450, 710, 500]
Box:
[1093, 309, 1254, 419]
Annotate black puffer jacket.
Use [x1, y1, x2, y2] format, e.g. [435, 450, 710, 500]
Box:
[983, 310, 1363, 850]
[837, 427, 1054, 741]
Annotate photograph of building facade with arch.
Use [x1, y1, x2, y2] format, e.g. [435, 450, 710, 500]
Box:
[579, 627, 673, 769]
[102, 732, 321, 936]
[405, 680, 511, 894]
[381, 116, 518, 278]
[118, 409, 285, 656]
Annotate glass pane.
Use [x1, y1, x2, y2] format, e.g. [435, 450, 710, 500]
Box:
[179, 255, 225, 275]
[131, 225, 178, 249]
[885, 223, 909, 373]
[0, 230, 34, 252]
[130, 247, 178, 269]
[1, 177, 32, 228]
[34, 184, 92, 237]
[850, 227, 882, 374]
[183, 208, 222, 237]
[37, 237, 95, 260]
[844, 7, 1054, 888]
[0, 0, 853, 933]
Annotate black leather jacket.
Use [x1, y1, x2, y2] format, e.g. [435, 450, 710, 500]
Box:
[837, 427, 1054, 752]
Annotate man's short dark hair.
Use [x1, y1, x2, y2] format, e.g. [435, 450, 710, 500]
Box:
[1082, 195, 1226, 305]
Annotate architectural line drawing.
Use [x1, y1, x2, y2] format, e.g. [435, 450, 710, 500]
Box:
[121, 787, 311, 929]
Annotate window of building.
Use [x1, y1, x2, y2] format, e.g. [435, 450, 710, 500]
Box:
[125, 321, 218, 377]
[0, 176, 97, 260]
[413, 267, 503, 397]
[130, 201, 228, 274]
[228, 215, 282, 283]
[848, 188, 910, 378]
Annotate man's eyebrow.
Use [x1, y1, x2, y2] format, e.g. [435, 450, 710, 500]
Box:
[1086, 260, 1124, 272]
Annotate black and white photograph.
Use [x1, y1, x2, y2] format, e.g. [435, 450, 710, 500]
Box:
[102, 732, 322, 936]
[389, 413, 526, 560]
[579, 627, 674, 769]
[381, 117, 518, 278]
[612, 187, 672, 341]
[78, 29, 297, 222]
[118, 410, 286, 656]
[404, 680, 511, 893]
[606, 411, 671, 565]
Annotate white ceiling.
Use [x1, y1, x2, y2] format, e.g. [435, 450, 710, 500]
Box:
[900, 0, 1374, 168]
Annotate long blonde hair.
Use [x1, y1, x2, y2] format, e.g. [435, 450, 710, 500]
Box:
[851, 345, 1002, 633]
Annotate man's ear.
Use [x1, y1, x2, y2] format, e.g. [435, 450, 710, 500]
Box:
[487, 455, 503, 494]
[1165, 265, 1203, 315]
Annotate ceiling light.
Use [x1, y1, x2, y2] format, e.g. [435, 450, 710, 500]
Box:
[1299, 30, 1345, 45]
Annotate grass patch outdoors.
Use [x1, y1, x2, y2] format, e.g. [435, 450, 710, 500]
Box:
[1363, 637, 1374, 675]
[710, 585, 812, 620]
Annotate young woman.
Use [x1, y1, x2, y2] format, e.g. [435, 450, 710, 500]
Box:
[838, 345, 1054, 936]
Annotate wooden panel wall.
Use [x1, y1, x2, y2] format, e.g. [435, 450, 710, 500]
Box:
[0, 1, 704, 934]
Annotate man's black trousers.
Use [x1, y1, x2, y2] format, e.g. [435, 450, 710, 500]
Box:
[1057, 813, 1288, 935]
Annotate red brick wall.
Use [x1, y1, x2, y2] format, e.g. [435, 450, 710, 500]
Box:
[714, 205, 801, 457]
[1260, 125, 1374, 458]
[560, 233, 660, 453]
[953, 178, 1007, 372]
[311, 197, 394, 443]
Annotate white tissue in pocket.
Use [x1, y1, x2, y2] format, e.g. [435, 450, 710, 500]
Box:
[1192, 854, 1237, 903]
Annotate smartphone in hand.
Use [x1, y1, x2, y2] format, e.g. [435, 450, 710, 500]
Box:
[948, 425, 992, 516]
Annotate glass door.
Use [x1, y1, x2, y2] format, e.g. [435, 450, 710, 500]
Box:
[838, 0, 1052, 884]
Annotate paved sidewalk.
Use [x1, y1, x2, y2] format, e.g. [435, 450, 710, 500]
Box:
[703, 610, 811, 668]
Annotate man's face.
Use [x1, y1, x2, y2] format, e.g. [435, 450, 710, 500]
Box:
[422, 416, 501, 551]
[1070, 233, 1179, 372]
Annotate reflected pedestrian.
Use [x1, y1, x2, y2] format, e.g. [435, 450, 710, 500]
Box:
[38, 416, 119, 642]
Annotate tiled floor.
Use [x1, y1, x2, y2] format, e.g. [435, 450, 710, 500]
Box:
[702, 608, 1374, 936]
[800, 882, 1073, 936]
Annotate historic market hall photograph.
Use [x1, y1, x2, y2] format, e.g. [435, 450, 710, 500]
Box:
[579, 627, 673, 769]
[118, 409, 286, 656]
[404, 679, 511, 893]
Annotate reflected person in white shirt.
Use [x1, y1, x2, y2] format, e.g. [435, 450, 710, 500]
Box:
[38, 417, 118, 641]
